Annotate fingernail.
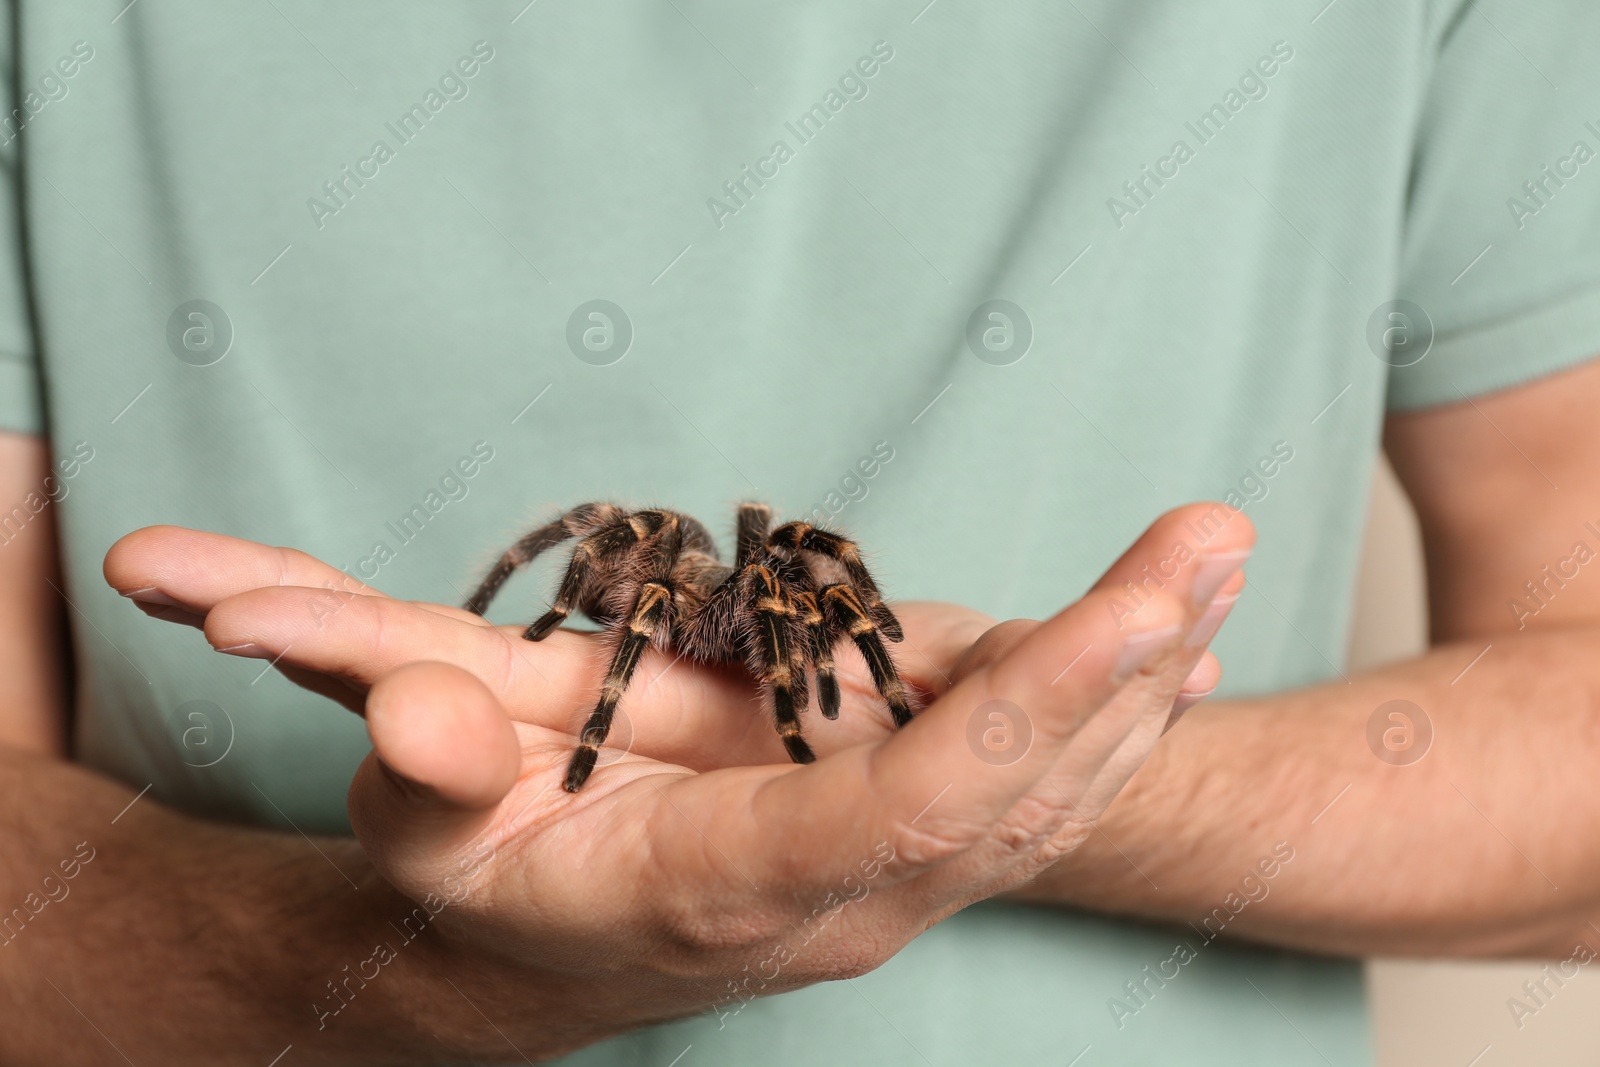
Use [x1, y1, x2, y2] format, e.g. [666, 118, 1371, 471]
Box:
[123, 586, 183, 608]
[215, 642, 268, 659]
[1113, 623, 1182, 683]
[1185, 591, 1240, 647]
[1190, 550, 1251, 608]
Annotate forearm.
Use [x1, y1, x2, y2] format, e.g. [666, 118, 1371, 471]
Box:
[1013, 626, 1600, 959]
[0, 433, 69, 757]
[0, 747, 511, 1064]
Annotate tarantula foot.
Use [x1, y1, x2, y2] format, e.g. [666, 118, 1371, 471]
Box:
[817, 673, 841, 720]
[780, 731, 816, 764]
[564, 744, 599, 792]
[524, 610, 565, 641]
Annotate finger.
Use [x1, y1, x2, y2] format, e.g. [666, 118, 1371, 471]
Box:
[1089, 502, 1256, 618]
[886, 602, 997, 698]
[276, 663, 371, 715]
[1014, 511, 1252, 813]
[1093, 567, 1243, 724]
[945, 618, 1040, 685]
[105, 525, 385, 613]
[199, 581, 978, 769]
[940, 557, 1237, 736]
[1169, 686, 1213, 722]
[949, 502, 1255, 687]
[369, 662, 521, 809]
[1040, 575, 1243, 834]
[201, 585, 777, 763]
[808, 508, 1251, 879]
[128, 598, 208, 631]
[1177, 651, 1221, 702]
[202, 584, 599, 712]
[1066, 565, 1241, 750]
[765, 583, 1190, 885]
[936, 499, 1254, 692]
[903, 569, 1247, 911]
[1167, 651, 1223, 732]
[943, 624, 1222, 741]
[348, 662, 520, 881]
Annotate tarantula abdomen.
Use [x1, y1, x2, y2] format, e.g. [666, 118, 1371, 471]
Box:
[463, 502, 911, 792]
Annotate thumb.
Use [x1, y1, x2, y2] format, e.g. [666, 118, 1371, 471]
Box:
[348, 661, 520, 881]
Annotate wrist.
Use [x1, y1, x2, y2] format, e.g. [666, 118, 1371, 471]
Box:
[1000, 730, 1185, 909]
[361, 884, 633, 1062]
[220, 834, 506, 1063]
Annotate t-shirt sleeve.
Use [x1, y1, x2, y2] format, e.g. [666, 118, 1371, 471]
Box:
[0, 0, 43, 437]
[1386, 0, 1600, 411]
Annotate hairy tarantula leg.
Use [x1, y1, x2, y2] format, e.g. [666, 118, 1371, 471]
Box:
[564, 579, 676, 792]
[735, 501, 773, 567]
[768, 523, 904, 642]
[794, 591, 840, 720]
[464, 502, 625, 616]
[822, 583, 912, 728]
[463, 520, 576, 616]
[564, 516, 685, 791]
[524, 518, 648, 640]
[749, 567, 815, 765]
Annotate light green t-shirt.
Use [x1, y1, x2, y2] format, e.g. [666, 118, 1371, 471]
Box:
[4, 2, 1599, 1063]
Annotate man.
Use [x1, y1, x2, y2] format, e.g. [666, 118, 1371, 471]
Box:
[2, 2, 1596, 1063]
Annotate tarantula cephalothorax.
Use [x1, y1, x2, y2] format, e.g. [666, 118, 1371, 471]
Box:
[463, 502, 913, 792]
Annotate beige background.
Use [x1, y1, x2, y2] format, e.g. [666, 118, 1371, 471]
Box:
[1352, 458, 1599, 1065]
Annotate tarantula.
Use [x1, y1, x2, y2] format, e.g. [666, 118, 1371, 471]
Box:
[462, 502, 912, 792]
